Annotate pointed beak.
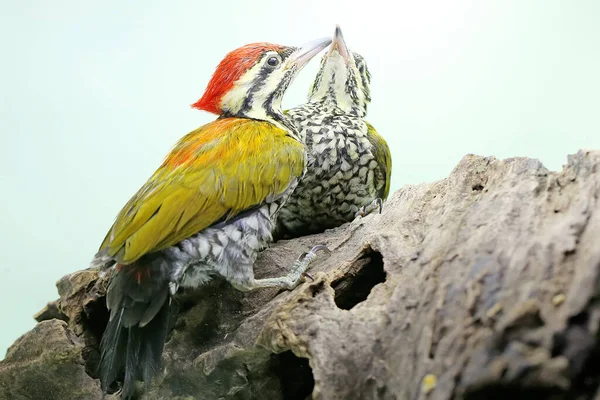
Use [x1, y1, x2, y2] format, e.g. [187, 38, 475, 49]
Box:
[329, 24, 350, 60]
[286, 37, 332, 70]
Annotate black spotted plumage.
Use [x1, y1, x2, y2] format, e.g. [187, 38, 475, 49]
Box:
[275, 27, 391, 239]
[276, 104, 390, 238]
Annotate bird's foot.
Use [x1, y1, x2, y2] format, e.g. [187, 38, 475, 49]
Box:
[296, 244, 330, 281]
[248, 245, 330, 290]
[354, 198, 384, 219]
[284, 245, 330, 289]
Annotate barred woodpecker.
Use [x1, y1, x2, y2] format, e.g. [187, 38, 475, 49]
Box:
[276, 26, 392, 238]
[90, 38, 331, 398]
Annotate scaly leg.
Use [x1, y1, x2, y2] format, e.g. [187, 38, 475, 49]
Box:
[354, 198, 384, 219]
[242, 245, 330, 291]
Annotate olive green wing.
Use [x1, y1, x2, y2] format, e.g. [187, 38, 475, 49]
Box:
[99, 118, 305, 264]
[365, 121, 392, 200]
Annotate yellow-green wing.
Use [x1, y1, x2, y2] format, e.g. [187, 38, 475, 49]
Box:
[100, 118, 305, 264]
[365, 121, 392, 200]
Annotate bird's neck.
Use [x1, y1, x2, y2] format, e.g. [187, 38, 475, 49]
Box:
[220, 84, 302, 141]
[222, 107, 301, 142]
[310, 95, 366, 118]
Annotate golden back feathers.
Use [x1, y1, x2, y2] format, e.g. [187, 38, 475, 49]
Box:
[100, 118, 305, 264]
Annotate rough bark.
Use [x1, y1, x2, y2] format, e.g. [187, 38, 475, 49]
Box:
[2, 151, 600, 400]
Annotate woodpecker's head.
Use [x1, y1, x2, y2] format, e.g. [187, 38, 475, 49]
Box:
[308, 25, 372, 117]
[193, 38, 331, 124]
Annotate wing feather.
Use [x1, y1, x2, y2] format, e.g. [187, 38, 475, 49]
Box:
[365, 121, 392, 200]
[99, 118, 305, 264]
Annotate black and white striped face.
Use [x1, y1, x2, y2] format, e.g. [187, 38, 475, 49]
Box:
[221, 38, 332, 125]
[308, 50, 372, 118]
[221, 48, 296, 120]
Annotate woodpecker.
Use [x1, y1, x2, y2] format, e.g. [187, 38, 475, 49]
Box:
[276, 26, 392, 238]
[91, 38, 331, 398]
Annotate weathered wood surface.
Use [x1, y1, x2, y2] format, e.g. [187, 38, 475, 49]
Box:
[1, 151, 599, 400]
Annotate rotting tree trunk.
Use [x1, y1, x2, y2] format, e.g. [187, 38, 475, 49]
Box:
[1, 151, 600, 400]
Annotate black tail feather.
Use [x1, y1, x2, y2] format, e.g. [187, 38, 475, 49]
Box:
[99, 266, 173, 399]
[123, 297, 172, 397]
[99, 307, 128, 393]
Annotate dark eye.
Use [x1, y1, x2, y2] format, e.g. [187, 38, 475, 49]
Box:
[267, 56, 280, 67]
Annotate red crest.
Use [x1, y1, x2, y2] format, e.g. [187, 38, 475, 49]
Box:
[192, 43, 285, 115]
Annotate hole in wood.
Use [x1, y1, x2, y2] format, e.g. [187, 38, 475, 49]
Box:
[272, 351, 315, 400]
[80, 296, 109, 379]
[332, 247, 386, 310]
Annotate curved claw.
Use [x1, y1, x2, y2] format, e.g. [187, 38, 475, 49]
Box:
[309, 244, 331, 255]
[355, 198, 384, 219]
[376, 198, 383, 214]
[302, 272, 315, 281]
[297, 252, 309, 262]
[297, 245, 331, 262]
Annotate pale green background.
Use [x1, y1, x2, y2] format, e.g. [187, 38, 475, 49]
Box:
[1, 0, 599, 357]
